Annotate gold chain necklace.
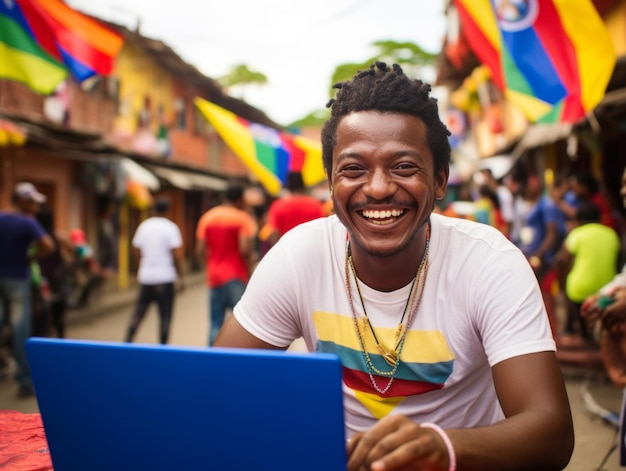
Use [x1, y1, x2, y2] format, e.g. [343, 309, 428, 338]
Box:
[344, 223, 430, 394]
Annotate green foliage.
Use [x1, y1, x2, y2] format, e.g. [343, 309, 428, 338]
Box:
[288, 109, 331, 129]
[217, 40, 437, 128]
[329, 40, 437, 95]
[290, 39, 437, 128]
[218, 64, 268, 88]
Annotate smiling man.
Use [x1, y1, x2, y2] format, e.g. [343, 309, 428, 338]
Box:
[214, 62, 574, 471]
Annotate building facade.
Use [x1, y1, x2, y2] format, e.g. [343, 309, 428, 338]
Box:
[0, 20, 281, 293]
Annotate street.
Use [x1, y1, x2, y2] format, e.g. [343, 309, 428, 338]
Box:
[0, 280, 624, 470]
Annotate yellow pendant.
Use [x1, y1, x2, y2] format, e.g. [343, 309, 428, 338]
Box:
[377, 345, 398, 367]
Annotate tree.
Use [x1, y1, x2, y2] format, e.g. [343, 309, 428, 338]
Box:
[289, 40, 437, 127]
[288, 109, 330, 129]
[218, 64, 268, 99]
[329, 40, 437, 94]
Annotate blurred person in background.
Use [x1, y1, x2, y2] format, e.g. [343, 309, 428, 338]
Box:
[265, 171, 325, 248]
[35, 206, 73, 338]
[555, 172, 619, 233]
[478, 168, 514, 236]
[504, 168, 531, 248]
[125, 197, 184, 345]
[0, 182, 54, 398]
[516, 173, 567, 337]
[67, 227, 112, 308]
[582, 165, 626, 390]
[472, 185, 508, 236]
[195, 183, 257, 346]
[556, 201, 620, 341]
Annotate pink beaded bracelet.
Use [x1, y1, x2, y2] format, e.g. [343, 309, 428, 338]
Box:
[422, 423, 456, 471]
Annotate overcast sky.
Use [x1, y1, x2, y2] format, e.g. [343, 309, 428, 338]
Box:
[67, 0, 447, 125]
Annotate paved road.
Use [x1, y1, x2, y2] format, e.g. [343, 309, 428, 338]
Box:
[0, 281, 623, 470]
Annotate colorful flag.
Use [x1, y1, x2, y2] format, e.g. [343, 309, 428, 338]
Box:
[453, 0, 616, 124]
[0, 118, 27, 147]
[2, 0, 123, 85]
[313, 311, 454, 417]
[194, 98, 327, 196]
[0, 0, 67, 94]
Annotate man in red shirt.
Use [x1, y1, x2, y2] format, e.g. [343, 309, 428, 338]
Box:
[266, 171, 325, 246]
[195, 184, 257, 345]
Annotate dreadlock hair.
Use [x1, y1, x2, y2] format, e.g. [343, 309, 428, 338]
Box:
[321, 62, 451, 178]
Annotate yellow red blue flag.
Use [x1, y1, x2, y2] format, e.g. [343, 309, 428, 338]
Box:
[453, 0, 616, 123]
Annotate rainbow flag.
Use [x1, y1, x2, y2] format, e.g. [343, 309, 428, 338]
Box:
[1, 0, 123, 86]
[0, 0, 67, 94]
[194, 97, 327, 196]
[453, 0, 616, 123]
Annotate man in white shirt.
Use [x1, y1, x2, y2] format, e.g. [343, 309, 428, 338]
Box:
[214, 62, 573, 470]
[125, 197, 184, 344]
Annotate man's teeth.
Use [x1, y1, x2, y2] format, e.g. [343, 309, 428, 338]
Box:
[362, 209, 404, 219]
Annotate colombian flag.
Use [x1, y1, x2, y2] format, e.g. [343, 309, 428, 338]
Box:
[0, 0, 123, 88]
[313, 311, 454, 419]
[453, 0, 616, 124]
[194, 97, 327, 196]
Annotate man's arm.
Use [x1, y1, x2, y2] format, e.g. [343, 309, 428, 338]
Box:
[172, 246, 185, 291]
[267, 228, 280, 247]
[194, 238, 206, 260]
[35, 234, 55, 259]
[454, 351, 573, 469]
[214, 315, 285, 350]
[132, 246, 141, 263]
[238, 222, 257, 274]
[532, 221, 560, 263]
[195, 215, 207, 260]
[347, 351, 573, 471]
[554, 242, 573, 282]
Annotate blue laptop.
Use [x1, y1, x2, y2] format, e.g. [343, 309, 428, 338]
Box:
[26, 338, 347, 471]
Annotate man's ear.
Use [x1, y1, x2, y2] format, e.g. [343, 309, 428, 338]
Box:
[434, 166, 449, 200]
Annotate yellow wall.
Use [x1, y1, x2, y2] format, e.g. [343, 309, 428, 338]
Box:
[113, 43, 175, 139]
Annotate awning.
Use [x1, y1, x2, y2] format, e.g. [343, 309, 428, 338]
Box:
[148, 166, 194, 190]
[119, 158, 160, 191]
[512, 123, 572, 156]
[146, 164, 228, 192]
[186, 172, 228, 191]
[475, 154, 518, 180]
[590, 88, 626, 127]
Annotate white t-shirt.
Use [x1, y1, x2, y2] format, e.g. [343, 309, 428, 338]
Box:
[496, 185, 514, 223]
[132, 217, 182, 285]
[234, 214, 554, 437]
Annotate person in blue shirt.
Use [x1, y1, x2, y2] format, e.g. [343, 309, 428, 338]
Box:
[517, 174, 567, 273]
[0, 182, 54, 398]
[515, 173, 567, 339]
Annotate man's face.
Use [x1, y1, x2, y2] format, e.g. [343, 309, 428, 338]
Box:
[18, 197, 41, 215]
[329, 111, 447, 258]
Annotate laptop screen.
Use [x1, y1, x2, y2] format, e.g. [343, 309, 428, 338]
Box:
[26, 338, 347, 471]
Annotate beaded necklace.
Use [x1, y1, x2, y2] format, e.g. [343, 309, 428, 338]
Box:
[344, 223, 430, 394]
